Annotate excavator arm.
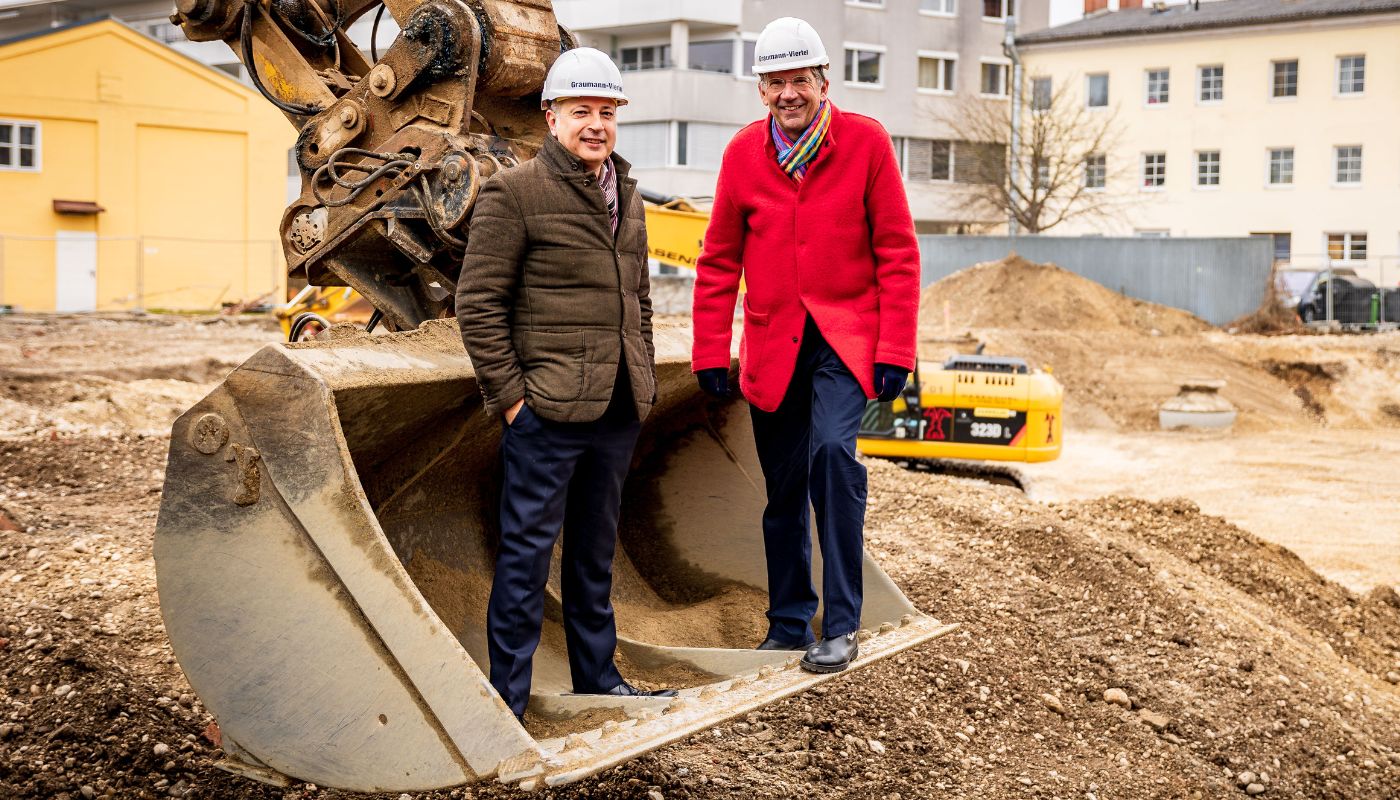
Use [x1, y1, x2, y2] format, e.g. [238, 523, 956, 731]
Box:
[170, 0, 571, 331]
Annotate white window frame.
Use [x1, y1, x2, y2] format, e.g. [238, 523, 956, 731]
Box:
[1266, 147, 1294, 188]
[1085, 73, 1109, 109]
[846, 0, 885, 8]
[982, 0, 1014, 21]
[1270, 59, 1299, 100]
[1196, 64, 1223, 104]
[1335, 54, 1365, 97]
[617, 41, 673, 72]
[1084, 153, 1106, 191]
[1144, 67, 1170, 106]
[0, 118, 41, 173]
[1030, 76, 1053, 111]
[1325, 232, 1367, 262]
[979, 57, 1011, 99]
[917, 50, 958, 95]
[843, 43, 886, 90]
[737, 32, 760, 81]
[1195, 150, 1221, 189]
[1332, 144, 1362, 187]
[1141, 152, 1167, 191]
[920, 0, 957, 18]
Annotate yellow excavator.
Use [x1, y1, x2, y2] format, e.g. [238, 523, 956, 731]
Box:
[155, 0, 955, 793]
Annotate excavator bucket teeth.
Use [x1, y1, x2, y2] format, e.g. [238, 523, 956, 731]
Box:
[154, 320, 958, 792]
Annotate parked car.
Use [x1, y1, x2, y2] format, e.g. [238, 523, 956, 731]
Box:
[1296, 270, 1377, 323]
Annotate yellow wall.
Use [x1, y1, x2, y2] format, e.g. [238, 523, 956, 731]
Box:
[1021, 14, 1400, 284]
[0, 20, 293, 311]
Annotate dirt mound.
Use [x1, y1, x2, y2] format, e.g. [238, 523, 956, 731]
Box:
[920, 255, 1210, 336]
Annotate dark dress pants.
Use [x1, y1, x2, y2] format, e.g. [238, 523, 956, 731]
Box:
[749, 316, 869, 645]
[486, 373, 640, 717]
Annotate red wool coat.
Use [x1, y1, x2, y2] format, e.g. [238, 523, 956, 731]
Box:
[691, 104, 921, 413]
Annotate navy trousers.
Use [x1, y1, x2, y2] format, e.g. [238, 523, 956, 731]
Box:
[486, 374, 640, 717]
[749, 316, 868, 644]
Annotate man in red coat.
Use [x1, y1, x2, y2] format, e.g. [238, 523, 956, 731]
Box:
[691, 17, 921, 673]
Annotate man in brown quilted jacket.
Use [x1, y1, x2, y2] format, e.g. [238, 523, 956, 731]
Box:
[455, 48, 674, 724]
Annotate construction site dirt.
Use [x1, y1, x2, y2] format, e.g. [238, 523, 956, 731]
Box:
[1, 260, 1398, 799]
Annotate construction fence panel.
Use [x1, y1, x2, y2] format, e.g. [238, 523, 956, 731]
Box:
[1286, 255, 1398, 327]
[0, 234, 281, 314]
[915, 236, 1274, 327]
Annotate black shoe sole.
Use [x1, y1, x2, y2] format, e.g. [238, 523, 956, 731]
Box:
[799, 651, 857, 674]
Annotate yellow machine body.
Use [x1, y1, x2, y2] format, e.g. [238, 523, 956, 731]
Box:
[858, 356, 1064, 464]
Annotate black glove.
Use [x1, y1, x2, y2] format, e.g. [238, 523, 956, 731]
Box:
[874, 363, 910, 402]
[696, 367, 730, 399]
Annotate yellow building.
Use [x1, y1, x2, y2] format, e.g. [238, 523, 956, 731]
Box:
[0, 17, 292, 312]
[1018, 0, 1400, 285]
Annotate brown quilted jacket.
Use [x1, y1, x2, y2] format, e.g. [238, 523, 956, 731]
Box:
[455, 135, 655, 423]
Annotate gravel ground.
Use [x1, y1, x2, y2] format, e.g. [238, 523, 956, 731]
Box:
[1, 314, 1397, 799]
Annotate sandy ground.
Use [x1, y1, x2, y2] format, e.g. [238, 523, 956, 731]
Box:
[1, 278, 1398, 799]
[1022, 428, 1400, 594]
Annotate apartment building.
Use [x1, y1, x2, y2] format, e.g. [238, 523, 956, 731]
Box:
[1018, 0, 1400, 282]
[555, 0, 1049, 232]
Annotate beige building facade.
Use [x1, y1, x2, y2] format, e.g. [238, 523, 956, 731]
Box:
[1018, 0, 1400, 285]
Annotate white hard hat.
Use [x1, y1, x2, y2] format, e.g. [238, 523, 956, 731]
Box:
[752, 17, 829, 75]
[541, 47, 629, 108]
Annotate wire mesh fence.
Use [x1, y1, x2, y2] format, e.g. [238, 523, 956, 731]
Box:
[0, 234, 282, 314]
[1280, 255, 1399, 329]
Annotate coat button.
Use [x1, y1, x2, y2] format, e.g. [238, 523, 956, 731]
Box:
[792, 337, 799, 343]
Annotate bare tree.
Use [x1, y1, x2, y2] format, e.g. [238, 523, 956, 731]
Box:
[940, 76, 1132, 234]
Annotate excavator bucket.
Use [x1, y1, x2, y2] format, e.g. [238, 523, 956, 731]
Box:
[154, 319, 957, 792]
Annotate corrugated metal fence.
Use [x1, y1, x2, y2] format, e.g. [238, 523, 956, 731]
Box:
[916, 236, 1274, 326]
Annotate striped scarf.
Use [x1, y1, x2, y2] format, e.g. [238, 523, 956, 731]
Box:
[771, 101, 832, 182]
[599, 157, 619, 235]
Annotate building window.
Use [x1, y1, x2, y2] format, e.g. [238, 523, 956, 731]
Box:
[1337, 55, 1365, 94]
[618, 122, 670, 168]
[1196, 151, 1220, 187]
[981, 62, 1009, 97]
[1326, 232, 1367, 261]
[1086, 73, 1109, 107]
[681, 122, 741, 170]
[1031, 77, 1052, 110]
[1255, 232, 1291, 264]
[1334, 145, 1362, 184]
[1084, 154, 1106, 189]
[619, 45, 671, 72]
[845, 47, 884, 86]
[847, 0, 885, 6]
[0, 120, 40, 172]
[688, 40, 735, 74]
[1136, 229, 1171, 238]
[1198, 65, 1223, 102]
[921, 0, 956, 14]
[918, 55, 956, 93]
[1145, 68, 1169, 104]
[904, 138, 954, 181]
[1272, 59, 1298, 98]
[741, 37, 759, 77]
[983, 0, 1014, 19]
[1268, 148, 1294, 185]
[1142, 152, 1166, 189]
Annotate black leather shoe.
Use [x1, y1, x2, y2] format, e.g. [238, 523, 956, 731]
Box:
[800, 633, 858, 674]
[757, 637, 813, 651]
[601, 681, 677, 698]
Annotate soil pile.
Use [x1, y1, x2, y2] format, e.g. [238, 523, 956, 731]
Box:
[919, 255, 1210, 337]
[1, 316, 1396, 799]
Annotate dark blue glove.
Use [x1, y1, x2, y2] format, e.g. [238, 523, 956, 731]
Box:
[696, 367, 730, 399]
[874, 363, 910, 402]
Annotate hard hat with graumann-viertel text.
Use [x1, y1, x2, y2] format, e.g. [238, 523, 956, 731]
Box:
[541, 47, 629, 108]
[752, 17, 829, 75]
